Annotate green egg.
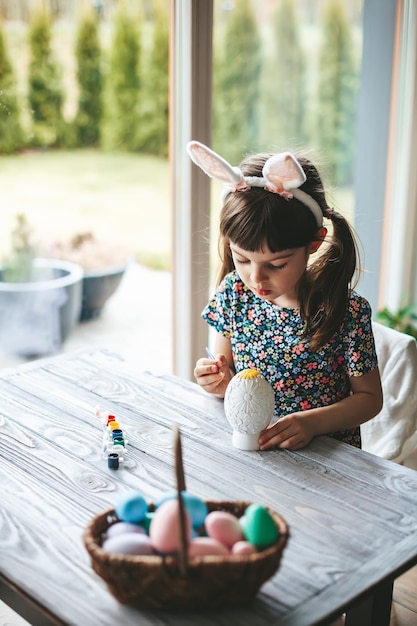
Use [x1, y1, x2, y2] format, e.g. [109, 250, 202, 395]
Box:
[140, 511, 155, 533]
[240, 504, 279, 549]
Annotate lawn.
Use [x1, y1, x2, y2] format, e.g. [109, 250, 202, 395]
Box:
[0, 148, 355, 278]
[0, 149, 171, 269]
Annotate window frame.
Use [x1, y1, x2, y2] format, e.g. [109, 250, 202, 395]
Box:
[170, 0, 214, 380]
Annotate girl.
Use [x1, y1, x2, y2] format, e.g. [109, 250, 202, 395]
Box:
[188, 141, 383, 451]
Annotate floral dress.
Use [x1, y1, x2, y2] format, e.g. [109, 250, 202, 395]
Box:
[202, 271, 378, 448]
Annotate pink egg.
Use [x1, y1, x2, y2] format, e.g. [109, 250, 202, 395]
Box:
[204, 510, 244, 548]
[149, 499, 192, 554]
[188, 537, 230, 557]
[231, 540, 258, 556]
[102, 533, 154, 556]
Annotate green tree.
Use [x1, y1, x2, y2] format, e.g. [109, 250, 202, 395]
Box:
[213, 0, 262, 163]
[0, 20, 23, 153]
[316, 0, 358, 186]
[136, 0, 169, 156]
[101, 2, 141, 151]
[260, 0, 306, 149]
[74, 8, 102, 147]
[27, 7, 64, 148]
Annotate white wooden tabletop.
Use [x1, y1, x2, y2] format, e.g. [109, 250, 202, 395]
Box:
[1, 348, 416, 626]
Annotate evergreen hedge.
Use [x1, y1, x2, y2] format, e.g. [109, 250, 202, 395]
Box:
[74, 8, 102, 147]
[101, 3, 141, 151]
[317, 0, 358, 186]
[0, 0, 360, 180]
[27, 7, 64, 147]
[214, 0, 262, 164]
[136, 0, 169, 156]
[0, 20, 24, 153]
[265, 0, 307, 150]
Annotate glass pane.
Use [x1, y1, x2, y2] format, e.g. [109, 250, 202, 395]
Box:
[211, 0, 364, 278]
[0, 1, 171, 368]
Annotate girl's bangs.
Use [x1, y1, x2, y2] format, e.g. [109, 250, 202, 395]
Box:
[221, 193, 318, 252]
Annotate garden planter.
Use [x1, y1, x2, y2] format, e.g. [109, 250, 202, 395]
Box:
[42, 232, 128, 322]
[80, 263, 126, 321]
[0, 258, 83, 357]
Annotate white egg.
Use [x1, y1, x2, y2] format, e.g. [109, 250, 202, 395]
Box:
[224, 369, 275, 450]
[105, 522, 146, 539]
[102, 532, 154, 556]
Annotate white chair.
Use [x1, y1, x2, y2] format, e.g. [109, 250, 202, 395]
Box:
[360, 322, 417, 464]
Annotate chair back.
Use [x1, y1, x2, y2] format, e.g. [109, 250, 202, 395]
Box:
[361, 322, 417, 463]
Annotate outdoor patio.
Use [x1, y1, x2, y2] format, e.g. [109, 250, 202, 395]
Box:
[0, 262, 173, 376]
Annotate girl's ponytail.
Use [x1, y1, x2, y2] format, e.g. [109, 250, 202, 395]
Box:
[301, 209, 360, 350]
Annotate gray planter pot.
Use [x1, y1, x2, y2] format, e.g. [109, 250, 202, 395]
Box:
[80, 264, 126, 321]
[0, 258, 83, 357]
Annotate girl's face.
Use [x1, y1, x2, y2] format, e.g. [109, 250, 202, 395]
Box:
[230, 241, 311, 308]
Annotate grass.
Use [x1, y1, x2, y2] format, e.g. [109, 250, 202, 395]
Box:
[0, 149, 171, 270]
[0, 148, 355, 279]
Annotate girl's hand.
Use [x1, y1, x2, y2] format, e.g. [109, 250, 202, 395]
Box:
[259, 412, 316, 451]
[194, 354, 233, 398]
[259, 369, 383, 451]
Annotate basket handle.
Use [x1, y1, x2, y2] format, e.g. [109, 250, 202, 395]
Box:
[173, 424, 189, 577]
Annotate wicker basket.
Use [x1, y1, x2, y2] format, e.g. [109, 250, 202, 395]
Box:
[83, 427, 289, 610]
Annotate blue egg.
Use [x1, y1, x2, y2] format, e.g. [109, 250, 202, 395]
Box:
[155, 489, 178, 508]
[115, 493, 148, 523]
[156, 490, 208, 528]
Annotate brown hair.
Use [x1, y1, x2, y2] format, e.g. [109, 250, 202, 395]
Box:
[217, 152, 361, 350]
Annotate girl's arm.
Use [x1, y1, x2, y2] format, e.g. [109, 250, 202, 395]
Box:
[194, 333, 235, 398]
[259, 368, 383, 451]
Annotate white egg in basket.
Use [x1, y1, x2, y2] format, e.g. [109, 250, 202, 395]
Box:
[224, 368, 275, 450]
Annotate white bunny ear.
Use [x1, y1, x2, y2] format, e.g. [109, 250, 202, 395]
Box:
[262, 152, 306, 192]
[263, 152, 323, 227]
[186, 141, 244, 185]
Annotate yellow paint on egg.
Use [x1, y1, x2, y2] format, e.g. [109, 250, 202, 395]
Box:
[236, 369, 260, 380]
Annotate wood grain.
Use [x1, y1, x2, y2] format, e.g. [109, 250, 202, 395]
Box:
[0, 348, 416, 626]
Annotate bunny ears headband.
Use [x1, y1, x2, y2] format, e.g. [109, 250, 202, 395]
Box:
[186, 140, 323, 228]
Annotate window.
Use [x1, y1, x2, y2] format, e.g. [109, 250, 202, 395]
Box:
[172, 0, 416, 378]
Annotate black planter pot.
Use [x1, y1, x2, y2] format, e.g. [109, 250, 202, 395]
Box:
[0, 258, 83, 357]
[80, 264, 126, 321]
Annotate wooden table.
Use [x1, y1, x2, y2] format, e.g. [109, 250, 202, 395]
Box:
[1, 348, 417, 626]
